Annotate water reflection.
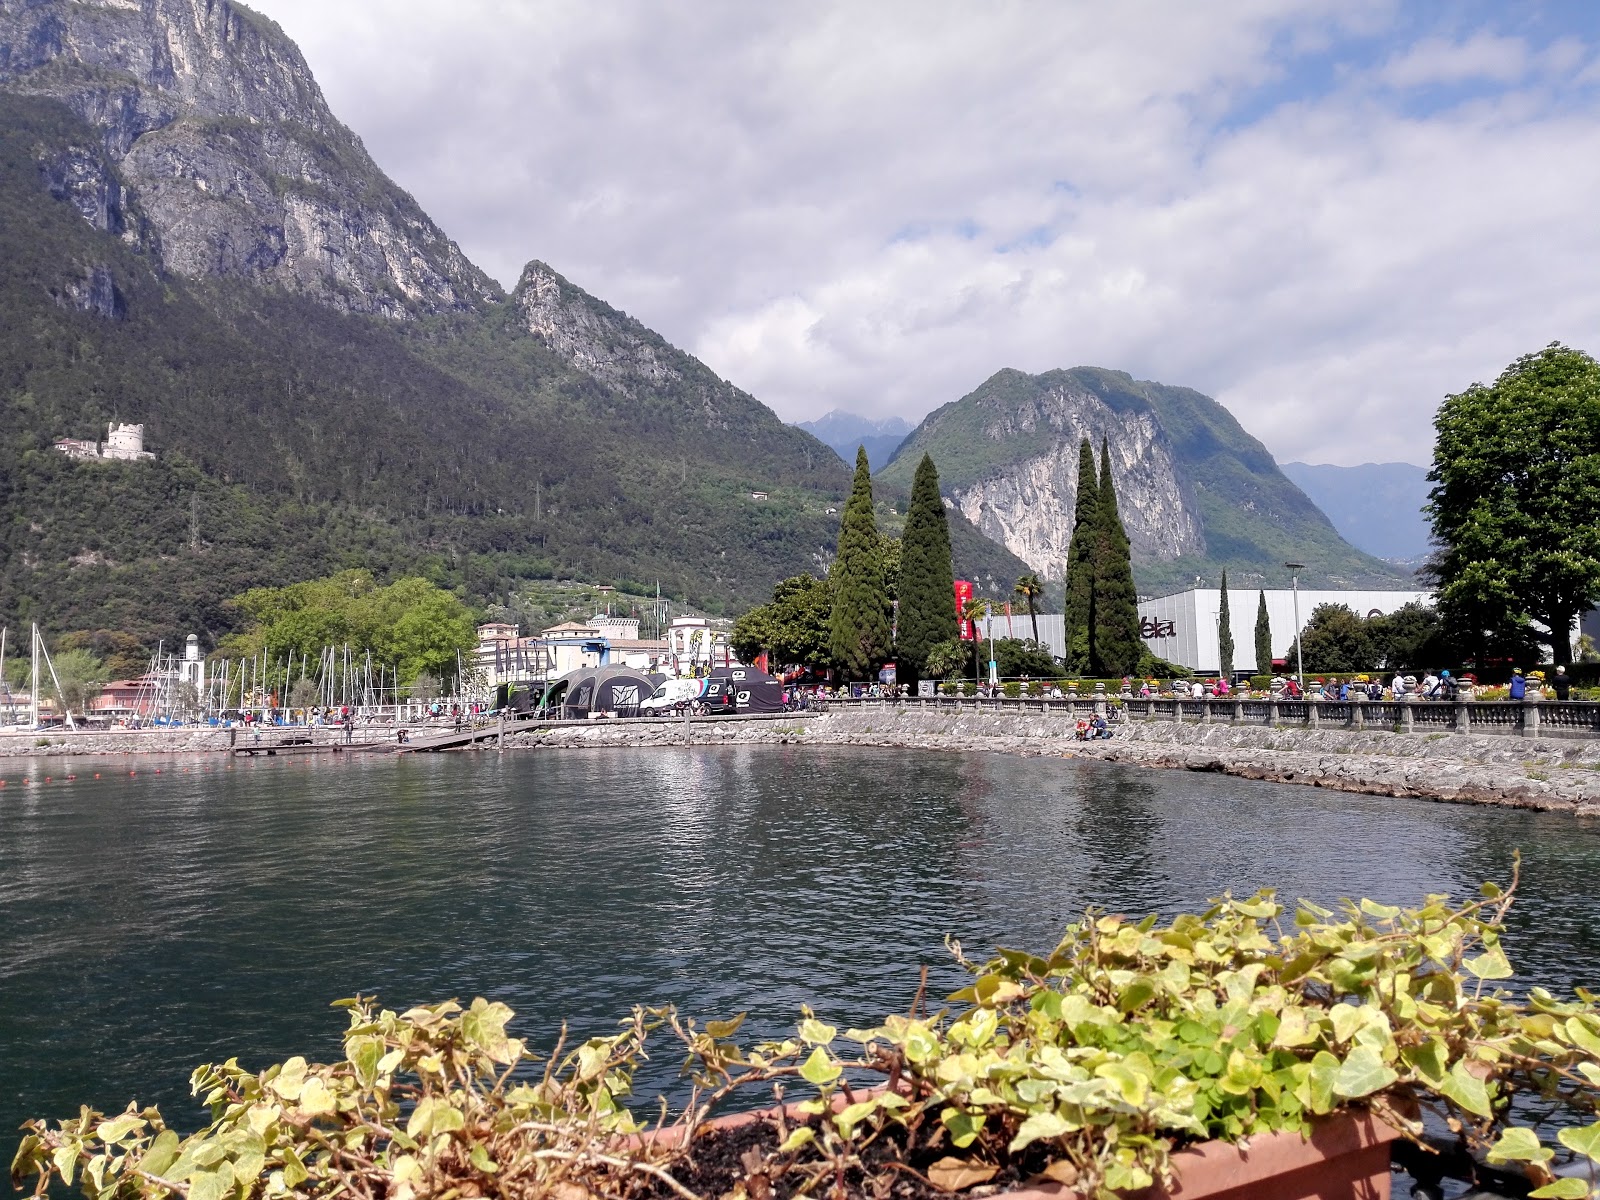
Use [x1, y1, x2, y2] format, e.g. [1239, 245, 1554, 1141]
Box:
[2, 745, 1597, 1160]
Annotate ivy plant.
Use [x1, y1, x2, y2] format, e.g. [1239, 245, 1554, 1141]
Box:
[15, 865, 1600, 1199]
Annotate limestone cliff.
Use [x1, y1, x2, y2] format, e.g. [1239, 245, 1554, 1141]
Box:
[878, 367, 1410, 592]
[0, 0, 497, 317]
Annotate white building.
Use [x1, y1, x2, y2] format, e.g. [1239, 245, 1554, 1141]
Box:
[977, 588, 1433, 674]
[1136, 588, 1433, 674]
[53, 422, 155, 463]
[179, 633, 205, 695]
[103, 423, 154, 461]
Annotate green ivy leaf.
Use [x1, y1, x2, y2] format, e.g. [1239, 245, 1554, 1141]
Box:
[798, 1046, 840, 1086]
[1333, 1046, 1398, 1099]
[1558, 1123, 1600, 1163]
[1529, 1179, 1590, 1199]
[1009, 1110, 1071, 1152]
[1487, 1126, 1552, 1165]
[941, 1108, 985, 1149]
[1439, 1060, 1493, 1118]
[1465, 945, 1513, 980]
[1307, 1050, 1340, 1114]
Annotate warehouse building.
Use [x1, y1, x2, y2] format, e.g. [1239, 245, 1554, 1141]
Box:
[976, 588, 1431, 675]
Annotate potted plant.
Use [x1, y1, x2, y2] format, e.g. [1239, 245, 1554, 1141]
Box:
[16, 864, 1600, 1200]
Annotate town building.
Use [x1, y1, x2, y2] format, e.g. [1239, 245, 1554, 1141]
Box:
[53, 422, 155, 463]
[977, 588, 1433, 674]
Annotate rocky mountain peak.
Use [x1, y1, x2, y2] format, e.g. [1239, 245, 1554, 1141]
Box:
[1, 0, 499, 318]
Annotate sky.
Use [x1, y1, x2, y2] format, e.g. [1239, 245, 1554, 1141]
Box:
[248, 0, 1600, 467]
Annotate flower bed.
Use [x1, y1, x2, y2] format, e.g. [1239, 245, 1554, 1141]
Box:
[14, 861, 1600, 1199]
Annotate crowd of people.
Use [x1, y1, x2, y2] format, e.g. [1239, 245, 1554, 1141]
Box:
[1136, 665, 1574, 702]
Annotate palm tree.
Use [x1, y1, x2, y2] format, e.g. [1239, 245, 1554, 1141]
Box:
[961, 597, 990, 684]
[1014, 573, 1044, 644]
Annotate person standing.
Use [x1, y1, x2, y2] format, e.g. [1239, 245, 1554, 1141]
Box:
[1553, 665, 1572, 701]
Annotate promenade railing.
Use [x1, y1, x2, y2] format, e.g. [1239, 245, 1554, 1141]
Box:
[825, 693, 1600, 740]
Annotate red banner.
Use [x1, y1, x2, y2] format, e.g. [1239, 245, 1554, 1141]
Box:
[955, 579, 974, 640]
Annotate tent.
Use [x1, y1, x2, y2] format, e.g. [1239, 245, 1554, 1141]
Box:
[543, 666, 658, 719]
[703, 665, 785, 714]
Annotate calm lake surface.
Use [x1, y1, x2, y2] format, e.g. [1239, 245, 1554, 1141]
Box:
[3, 744, 1599, 1160]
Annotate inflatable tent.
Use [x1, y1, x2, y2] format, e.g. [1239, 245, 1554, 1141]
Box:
[542, 666, 657, 719]
[703, 665, 785, 714]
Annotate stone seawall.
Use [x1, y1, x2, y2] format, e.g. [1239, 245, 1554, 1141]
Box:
[9, 709, 1600, 814]
[0, 727, 235, 757]
[510, 708, 1600, 814]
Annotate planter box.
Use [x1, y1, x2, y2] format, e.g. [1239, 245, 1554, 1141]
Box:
[652, 1101, 1398, 1200]
[1001, 1111, 1399, 1200]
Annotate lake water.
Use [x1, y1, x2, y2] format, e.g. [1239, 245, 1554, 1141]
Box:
[3, 744, 1599, 1164]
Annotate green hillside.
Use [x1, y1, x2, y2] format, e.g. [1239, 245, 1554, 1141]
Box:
[879, 367, 1412, 594]
[0, 96, 1022, 647]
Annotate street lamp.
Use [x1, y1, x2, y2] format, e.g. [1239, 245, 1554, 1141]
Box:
[1284, 562, 1306, 693]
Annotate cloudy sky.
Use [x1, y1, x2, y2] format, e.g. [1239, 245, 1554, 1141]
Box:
[251, 0, 1600, 467]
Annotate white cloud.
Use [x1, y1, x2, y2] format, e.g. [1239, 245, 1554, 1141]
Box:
[1376, 33, 1531, 89]
[248, 0, 1600, 467]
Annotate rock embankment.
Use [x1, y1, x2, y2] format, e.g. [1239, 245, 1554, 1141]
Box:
[512, 708, 1600, 815]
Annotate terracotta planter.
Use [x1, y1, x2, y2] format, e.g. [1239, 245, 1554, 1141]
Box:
[647, 1099, 1399, 1200]
[1001, 1111, 1399, 1200]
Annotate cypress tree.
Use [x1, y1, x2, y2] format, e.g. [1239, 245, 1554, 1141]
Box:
[1255, 590, 1273, 675]
[829, 447, 891, 678]
[1062, 437, 1100, 672]
[1091, 439, 1141, 677]
[897, 453, 958, 685]
[1217, 569, 1234, 680]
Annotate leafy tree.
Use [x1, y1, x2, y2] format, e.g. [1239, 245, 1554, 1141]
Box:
[923, 638, 969, 680]
[879, 535, 902, 604]
[1428, 343, 1600, 666]
[223, 570, 477, 690]
[1367, 602, 1453, 671]
[410, 672, 440, 702]
[1217, 570, 1234, 679]
[992, 638, 1065, 679]
[731, 575, 832, 669]
[57, 630, 149, 680]
[828, 449, 892, 679]
[1291, 604, 1377, 673]
[1254, 590, 1272, 675]
[1014, 573, 1044, 645]
[896, 454, 958, 685]
[1062, 438, 1100, 672]
[1091, 441, 1141, 677]
[42, 647, 106, 715]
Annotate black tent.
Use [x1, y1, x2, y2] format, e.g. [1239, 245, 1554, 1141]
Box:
[546, 666, 658, 719]
[704, 665, 785, 714]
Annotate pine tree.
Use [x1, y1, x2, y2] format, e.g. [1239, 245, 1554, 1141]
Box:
[1091, 439, 1141, 677]
[1217, 569, 1234, 680]
[829, 447, 892, 678]
[1255, 590, 1273, 675]
[1062, 437, 1100, 672]
[896, 454, 958, 685]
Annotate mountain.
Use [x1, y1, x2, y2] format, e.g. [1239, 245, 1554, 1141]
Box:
[797, 410, 913, 472]
[1279, 462, 1432, 564]
[0, 0, 1026, 648]
[877, 367, 1413, 594]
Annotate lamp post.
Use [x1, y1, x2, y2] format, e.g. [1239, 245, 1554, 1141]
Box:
[1284, 562, 1306, 693]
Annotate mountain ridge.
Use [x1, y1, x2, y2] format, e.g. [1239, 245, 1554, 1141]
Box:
[796, 410, 912, 472]
[878, 367, 1413, 593]
[1279, 461, 1432, 564]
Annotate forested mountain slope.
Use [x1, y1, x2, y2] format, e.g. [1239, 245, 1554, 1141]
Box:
[0, 80, 1024, 646]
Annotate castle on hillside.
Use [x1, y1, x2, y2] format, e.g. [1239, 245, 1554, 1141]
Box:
[54, 423, 155, 463]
